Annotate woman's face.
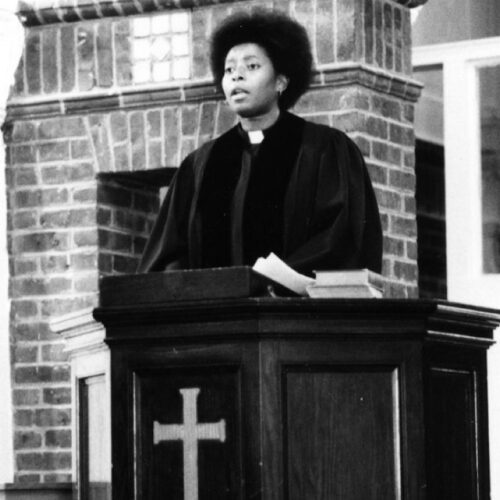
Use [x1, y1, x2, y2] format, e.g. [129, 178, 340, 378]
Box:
[222, 43, 287, 119]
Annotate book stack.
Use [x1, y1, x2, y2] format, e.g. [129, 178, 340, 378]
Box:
[306, 269, 384, 298]
[252, 253, 385, 298]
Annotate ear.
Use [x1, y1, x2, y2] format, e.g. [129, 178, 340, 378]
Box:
[276, 75, 289, 93]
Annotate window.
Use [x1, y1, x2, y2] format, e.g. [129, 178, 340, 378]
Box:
[413, 37, 500, 308]
[413, 66, 446, 298]
[479, 65, 500, 273]
[131, 12, 191, 84]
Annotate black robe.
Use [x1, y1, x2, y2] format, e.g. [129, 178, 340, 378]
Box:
[138, 112, 383, 276]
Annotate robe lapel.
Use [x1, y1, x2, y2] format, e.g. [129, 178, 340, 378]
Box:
[283, 120, 322, 257]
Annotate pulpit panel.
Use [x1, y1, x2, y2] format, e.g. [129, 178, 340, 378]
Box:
[133, 367, 242, 500]
[79, 374, 111, 500]
[425, 341, 491, 500]
[426, 367, 479, 500]
[284, 367, 401, 500]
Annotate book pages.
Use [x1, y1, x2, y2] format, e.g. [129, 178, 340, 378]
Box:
[252, 253, 314, 296]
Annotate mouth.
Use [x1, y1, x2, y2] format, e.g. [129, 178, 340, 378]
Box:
[231, 88, 248, 97]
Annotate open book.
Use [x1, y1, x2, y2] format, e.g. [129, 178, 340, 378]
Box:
[252, 253, 384, 298]
[252, 253, 314, 295]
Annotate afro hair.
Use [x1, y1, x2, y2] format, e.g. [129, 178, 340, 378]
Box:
[210, 9, 313, 110]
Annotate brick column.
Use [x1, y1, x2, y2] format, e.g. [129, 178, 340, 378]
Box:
[0, 2, 24, 485]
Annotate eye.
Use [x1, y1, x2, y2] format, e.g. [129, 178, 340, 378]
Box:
[247, 63, 260, 70]
[224, 67, 234, 75]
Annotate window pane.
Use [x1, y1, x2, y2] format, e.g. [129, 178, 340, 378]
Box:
[414, 67, 447, 298]
[480, 65, 500, 273]
[414, 66, 444, 145]
[132, 17, 151, 37]
[413, 0, 500, 46]
[172, 57, 190, 80]
[131, 12, 191, 84]
[132, 61, 151, 83]
[171, 12, 189, 32]
[152, 13, 171, 34]
[153, 61, 170, 82]
[132, 39, 150, 61]
[172, 34, 189, 56]
[151, 37, 171, 61]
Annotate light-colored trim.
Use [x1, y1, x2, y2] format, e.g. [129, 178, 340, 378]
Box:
[0, 3, 24, 485]
[413, 37, 500, 66]
[51, 307, 111, 487]
[413, 38, 500, 308]
[50, 307, 105, 356]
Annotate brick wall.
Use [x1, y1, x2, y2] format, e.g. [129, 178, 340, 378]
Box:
[6, 115, 96, 483]
[5, 0, 422, 483]
[97, 176, 158, 275]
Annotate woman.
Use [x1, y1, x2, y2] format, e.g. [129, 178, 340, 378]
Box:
[139, 10, 382, 276]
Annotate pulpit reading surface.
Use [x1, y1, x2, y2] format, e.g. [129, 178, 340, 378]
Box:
[99, 266, 276, 307]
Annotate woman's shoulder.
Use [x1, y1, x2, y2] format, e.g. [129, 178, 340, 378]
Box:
[301, 117, 352, 142]
[182, 125, 238, 167]
[299, 116, 359, 155]
[182, 139, 215, 165]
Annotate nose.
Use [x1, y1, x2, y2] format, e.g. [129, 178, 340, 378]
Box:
[231, 65, 245, 81]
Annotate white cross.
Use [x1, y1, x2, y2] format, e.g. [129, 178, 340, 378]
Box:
[153, 387, 226, 500]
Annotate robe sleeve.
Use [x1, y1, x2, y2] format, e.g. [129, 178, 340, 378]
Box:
[137, 154, 195, 273]
[285, 129, 382, 275]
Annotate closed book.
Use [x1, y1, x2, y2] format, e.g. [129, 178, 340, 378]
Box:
[306, 284, 383, 298]
[313, 269, 384, 290]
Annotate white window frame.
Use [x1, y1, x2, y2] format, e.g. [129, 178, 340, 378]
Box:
[413, 36, 500, 309]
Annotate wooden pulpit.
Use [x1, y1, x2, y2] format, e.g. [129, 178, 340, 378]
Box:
[93, 268, 500, 500]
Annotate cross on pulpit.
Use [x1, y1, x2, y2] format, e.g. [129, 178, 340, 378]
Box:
[153, 387, 226, 500]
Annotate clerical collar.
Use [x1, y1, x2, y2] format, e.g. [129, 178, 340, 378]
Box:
[248, 130, 264, 144]
[238, 113, 286, 146]
[236, 112, 291, 147]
